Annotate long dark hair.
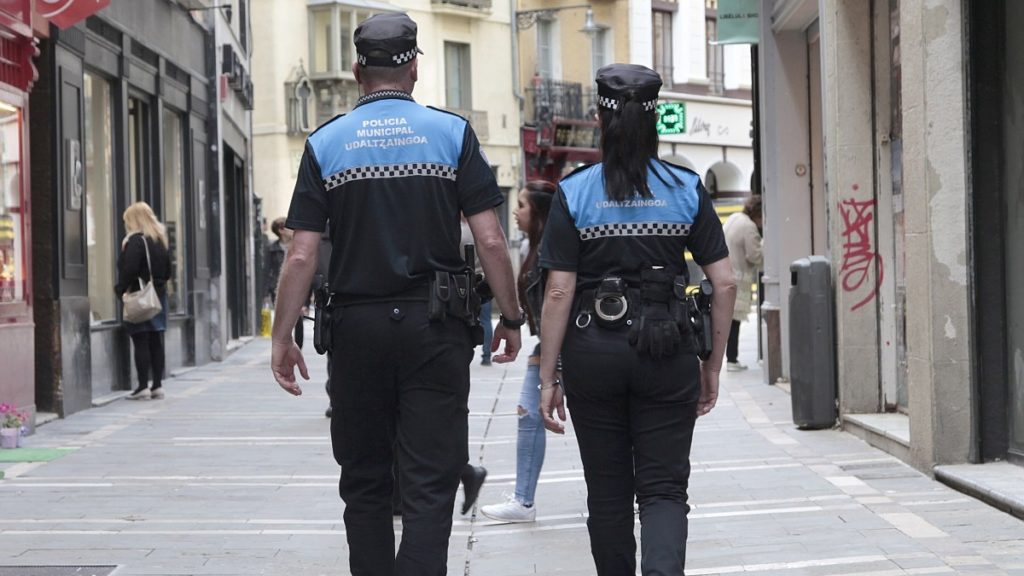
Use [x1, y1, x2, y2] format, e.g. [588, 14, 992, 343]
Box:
[599, 99, 659, 201]
[517, 180, 555, 331]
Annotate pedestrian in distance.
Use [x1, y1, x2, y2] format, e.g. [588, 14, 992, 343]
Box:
[480, 180, 556, 523]
[115, 202, 172, 401]
[722, 195, 763, 371]
[270, 12, 523, 576]
[537, 64, 737, 575]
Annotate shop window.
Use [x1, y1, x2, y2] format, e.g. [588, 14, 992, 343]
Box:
[591, 27, 611, 82]
[162, 109, 187, 315]
[444, 42, 472, 111]
[0, 102, 22, 304]
[84, 73, 117, 323]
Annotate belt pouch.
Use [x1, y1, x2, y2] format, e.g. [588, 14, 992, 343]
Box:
[428, 272, 451, 322]
[313, 305, 334, 355]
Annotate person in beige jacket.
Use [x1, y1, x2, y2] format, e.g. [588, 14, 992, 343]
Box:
[722, 196, 763, 371]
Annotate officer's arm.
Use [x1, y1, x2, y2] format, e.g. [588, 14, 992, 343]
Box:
[538, 270, 576, 385]
[466, 208, 521, 323]
[700, 256, 737, 371]
[272, 230, 321, 344]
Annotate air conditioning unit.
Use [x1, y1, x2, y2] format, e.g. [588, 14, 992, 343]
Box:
[223, 45, 243, 90]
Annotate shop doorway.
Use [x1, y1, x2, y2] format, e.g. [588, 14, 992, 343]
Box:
[223, 145, 250, 340]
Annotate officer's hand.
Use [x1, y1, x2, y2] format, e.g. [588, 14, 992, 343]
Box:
[272, 338, 309, 396]
[540, 380, 566, 434]
[697, 362, 720, 416]
[491, 325, 521, 363]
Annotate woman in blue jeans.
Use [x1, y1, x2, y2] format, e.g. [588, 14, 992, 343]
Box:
[480, 180, 556, 523]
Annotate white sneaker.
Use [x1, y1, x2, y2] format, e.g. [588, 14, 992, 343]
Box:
[480, 497, 536, 523]
[727, 361, 748, 372]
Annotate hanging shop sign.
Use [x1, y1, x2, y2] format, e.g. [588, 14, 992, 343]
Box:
[716, 0, 759, 45]
[656, 102, 686, 136]
[37, 0, 111, 30]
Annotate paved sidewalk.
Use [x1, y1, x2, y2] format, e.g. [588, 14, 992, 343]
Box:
[1, 327, 1023, 575]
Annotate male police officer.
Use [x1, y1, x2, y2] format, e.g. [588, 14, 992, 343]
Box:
[270, 13, 524, 576]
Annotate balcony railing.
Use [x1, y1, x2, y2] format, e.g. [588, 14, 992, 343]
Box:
[524, 78, 597, 125]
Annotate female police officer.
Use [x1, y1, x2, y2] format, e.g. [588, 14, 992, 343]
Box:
[537, 64, 737, 575]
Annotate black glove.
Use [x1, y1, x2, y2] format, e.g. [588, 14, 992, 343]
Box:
[629, 303, 681, 359]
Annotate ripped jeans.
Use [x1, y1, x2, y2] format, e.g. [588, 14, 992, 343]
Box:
[515, 360, 547, 506]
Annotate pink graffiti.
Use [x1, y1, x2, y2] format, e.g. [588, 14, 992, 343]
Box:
[839, 196, 884, 312]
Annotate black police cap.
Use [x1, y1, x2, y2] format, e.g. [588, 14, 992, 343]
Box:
[595, 64, 662, 112]
[354, 13, 424, 67]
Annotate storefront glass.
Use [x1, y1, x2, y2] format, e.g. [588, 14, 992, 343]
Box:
[162, 108, 186, 315]
[84, 73, 117, 323]
[0, 102, 22, 304]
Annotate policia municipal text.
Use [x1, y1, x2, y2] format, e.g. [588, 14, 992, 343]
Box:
[269, 13, 523, 576]
[538, 64, 738, 575]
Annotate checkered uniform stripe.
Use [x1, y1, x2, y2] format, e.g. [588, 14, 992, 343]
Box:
[597, 96, 659, 112]
[578, 222, 691, 241]
[356, 90, 411, 106]
[393, 48, 419, 65]
[323, 163, 457, 190]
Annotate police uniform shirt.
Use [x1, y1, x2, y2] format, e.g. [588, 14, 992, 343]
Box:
[540, 159, 728, 290]
[286, 92, 502, 299]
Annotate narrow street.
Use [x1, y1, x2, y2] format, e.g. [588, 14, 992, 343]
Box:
[1, 327, 1023, 575]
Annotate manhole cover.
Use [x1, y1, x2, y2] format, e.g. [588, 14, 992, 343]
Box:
[0, 567, 118, 576]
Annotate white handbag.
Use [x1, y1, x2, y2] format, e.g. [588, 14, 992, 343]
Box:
[122, 235, 163, 323]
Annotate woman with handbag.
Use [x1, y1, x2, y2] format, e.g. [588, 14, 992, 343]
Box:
[115, 202, 172, 400]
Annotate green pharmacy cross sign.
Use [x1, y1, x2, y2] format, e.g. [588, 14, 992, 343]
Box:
[656, 102, 686, 136]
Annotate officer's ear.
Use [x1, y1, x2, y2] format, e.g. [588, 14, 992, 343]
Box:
[353, 62, 362, 84]
[409, 58, 418, 84]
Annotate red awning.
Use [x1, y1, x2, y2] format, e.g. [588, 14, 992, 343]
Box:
[37, 0, 110, 29]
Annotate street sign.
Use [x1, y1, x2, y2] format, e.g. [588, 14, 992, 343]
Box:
[656, 102, 686, 136]
[38, 0, 111, 30]
[716, 0, 759, 45]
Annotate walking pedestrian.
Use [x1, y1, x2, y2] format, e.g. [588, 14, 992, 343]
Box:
[115, 202, 172, 401]
[266, 217, 308, 348]
[270, 13, 523, 576]
[537, 64, 737, 575]
[722, 195, 763, 371]
[480, 180, 556, 523]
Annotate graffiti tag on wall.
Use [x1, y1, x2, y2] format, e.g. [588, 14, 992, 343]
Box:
[839, 193, 884, 312]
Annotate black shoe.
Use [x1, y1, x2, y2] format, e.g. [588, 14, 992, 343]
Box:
[325, 405, 332, 418]
[480, 357, 492, 366]
[461, 465, 487, 515]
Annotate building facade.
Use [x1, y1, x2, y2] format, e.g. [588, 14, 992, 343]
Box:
[758, 0, 1024, 472]
[252, 0, 522, 245]
[28, 0, 256, 420]
[517, 0, 753, 200]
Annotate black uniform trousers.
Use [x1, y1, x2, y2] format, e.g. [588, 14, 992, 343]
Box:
[561, 319, 701, 576]
[328, 301, 472, 576]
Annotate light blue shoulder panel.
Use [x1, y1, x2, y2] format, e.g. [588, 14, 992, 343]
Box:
[560, 161, 702, 234]
[308, 99, 467, 185]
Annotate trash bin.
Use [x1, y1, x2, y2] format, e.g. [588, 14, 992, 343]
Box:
[788, 256, 837, 429]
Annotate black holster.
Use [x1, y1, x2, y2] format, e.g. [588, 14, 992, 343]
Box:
[428, 245, 484, 345]
[313, 283, 334, 356]
[686, 280, 714, 360]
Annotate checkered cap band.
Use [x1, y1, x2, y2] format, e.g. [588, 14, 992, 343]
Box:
[597, 96, 658, 112]
[392, 48, 419, 65]
[578, 222, 691, 241]
[324, 163, 457, 190]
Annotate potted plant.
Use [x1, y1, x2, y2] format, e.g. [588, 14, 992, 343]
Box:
[0, 403, 27, 449]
